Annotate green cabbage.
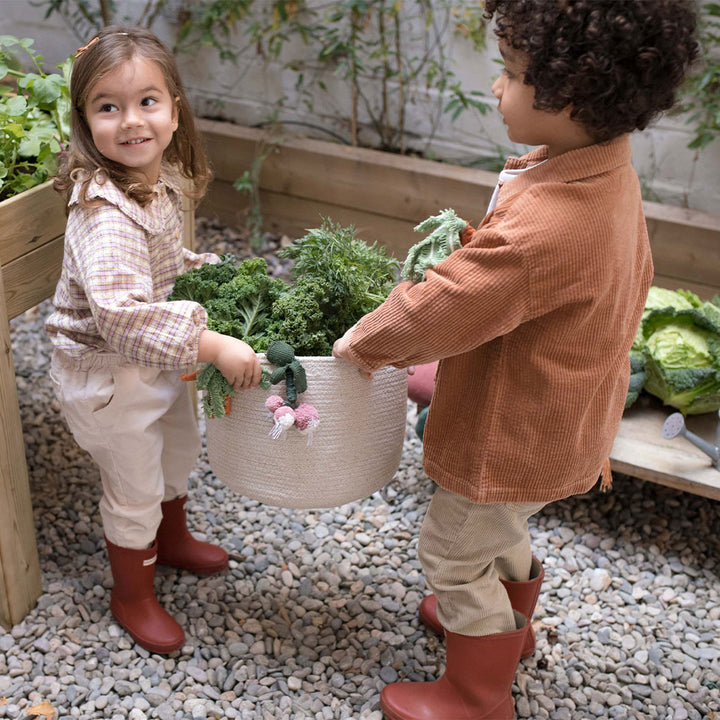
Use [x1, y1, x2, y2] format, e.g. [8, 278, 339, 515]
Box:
[627, 287, 720, 415]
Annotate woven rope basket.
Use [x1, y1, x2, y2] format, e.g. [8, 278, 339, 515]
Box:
[205, 356, 408, 508]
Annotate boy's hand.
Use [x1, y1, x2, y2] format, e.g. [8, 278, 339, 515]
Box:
[198, 330, 262, 391]
[333, 328, 374, 379]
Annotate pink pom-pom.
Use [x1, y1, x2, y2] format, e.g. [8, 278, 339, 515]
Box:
[270, 405, 296, 439]
[294, 403, 320, 445]
[294, 403, 320, 431]
[265, 395, 285, 413]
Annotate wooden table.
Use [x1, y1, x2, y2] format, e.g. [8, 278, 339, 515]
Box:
[0, 181, 195, 629]
[611, 396, 720, 501]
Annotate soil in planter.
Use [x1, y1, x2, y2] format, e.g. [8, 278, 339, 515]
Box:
[194, 216, 296, 280]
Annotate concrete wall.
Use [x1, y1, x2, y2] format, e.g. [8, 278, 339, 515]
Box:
[4, 0, 718, 213]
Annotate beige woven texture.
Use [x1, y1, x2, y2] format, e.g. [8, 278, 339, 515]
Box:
[206, 356, 409, 508]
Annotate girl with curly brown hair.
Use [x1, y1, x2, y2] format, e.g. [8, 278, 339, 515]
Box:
[333, 1, 699, 718]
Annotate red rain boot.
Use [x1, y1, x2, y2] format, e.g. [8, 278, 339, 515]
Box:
[156, 496, 228, 575]
[106, 537, 184, 654]
[419, 556, 544, 658]
[380, 611, 527, 720]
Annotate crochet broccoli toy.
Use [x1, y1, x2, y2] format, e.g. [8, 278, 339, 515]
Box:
[401, 208, 474, 282]
[261, 342, 320, 443]
[261, 341, 307, 405]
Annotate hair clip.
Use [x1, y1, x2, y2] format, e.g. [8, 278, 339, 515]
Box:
[75, 36, 99, 57]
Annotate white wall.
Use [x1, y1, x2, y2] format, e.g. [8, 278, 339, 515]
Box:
[4, 0, 718, 213]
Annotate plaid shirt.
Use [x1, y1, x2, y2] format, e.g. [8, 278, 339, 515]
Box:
[46, 168, 218, 370]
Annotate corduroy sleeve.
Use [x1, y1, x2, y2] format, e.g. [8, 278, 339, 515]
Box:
[344, 227, 533, 373]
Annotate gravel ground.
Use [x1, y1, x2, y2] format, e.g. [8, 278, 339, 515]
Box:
[2, 217, 720, 720]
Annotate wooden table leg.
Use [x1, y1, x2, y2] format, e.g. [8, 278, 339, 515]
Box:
[0, 266, 41, 629]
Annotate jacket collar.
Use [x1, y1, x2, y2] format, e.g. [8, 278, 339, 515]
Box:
[493, 134, 632, 211]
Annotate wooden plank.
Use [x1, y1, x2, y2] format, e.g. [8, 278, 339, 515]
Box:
[200, 181, 420, 258]
[3, 237, 64, 321]
[257, 142, 495, 228]
[611, 398, 720, 501]
[199, 121, 720, 284]
[652, 274, 719, 302]
[199, 119, 496, 227]
[645, 203, 720, 293]
[0, 266, 42, 629]
[0, 181, 66, 266]
[261, 193, 421, 256]
[198, 180, 252, 230]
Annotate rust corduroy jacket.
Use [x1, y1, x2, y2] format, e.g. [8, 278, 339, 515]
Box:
[344, 135, 653, 504]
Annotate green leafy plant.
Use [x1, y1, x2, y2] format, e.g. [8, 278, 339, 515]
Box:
[0, 35, 71, 201]
[190, 1, 493, 234]
[174, 0, 254, 62]
[39, 0, 169, 40]
[681, 1, 720, 150]
[163, 0, 492, 154]
[241, 0, 491, 154]
[169, 217, 400, 416]
[232, 118, 285, 250]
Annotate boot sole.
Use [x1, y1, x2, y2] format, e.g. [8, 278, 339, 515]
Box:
[111, 610, 184, 654]
[124, 628, 184, 654]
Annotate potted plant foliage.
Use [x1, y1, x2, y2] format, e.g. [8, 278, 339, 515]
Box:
[0, 35, 70, 201]
[0, 36, 70, 316]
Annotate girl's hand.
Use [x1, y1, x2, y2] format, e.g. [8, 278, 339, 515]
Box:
[198, 330, 262, 391]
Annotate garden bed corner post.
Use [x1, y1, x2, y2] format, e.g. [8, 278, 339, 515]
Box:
[0, 265, 42, 629]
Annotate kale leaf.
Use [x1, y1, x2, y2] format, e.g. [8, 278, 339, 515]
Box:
[167, 254, 237, 304]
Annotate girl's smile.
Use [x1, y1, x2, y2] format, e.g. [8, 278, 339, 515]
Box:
[84, 55, 179, 184]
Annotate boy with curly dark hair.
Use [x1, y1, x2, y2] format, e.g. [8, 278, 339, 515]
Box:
[333, 1, 698, 718]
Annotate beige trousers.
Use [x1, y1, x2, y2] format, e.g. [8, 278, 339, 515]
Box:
[50, 352, 201, 549]
[419, 486, 545, 636]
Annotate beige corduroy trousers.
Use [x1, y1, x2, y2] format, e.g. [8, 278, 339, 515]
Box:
[419, 485, 545, 636]
[50, 352, 200, 549]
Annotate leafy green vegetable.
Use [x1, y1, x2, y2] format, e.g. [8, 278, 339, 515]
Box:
[170, 218, 400, 416]
[167, 254, 238, 304]
[626, 286, 720, 415]
[280, 217, 399, 330]
[263, 276, 338, 356]
[195, 362, 235, 419]
[206, 257, 286, 349]
[0, 36, 71, 200]
[643, 286, 699, 314]
[625, 352, 647, 409]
